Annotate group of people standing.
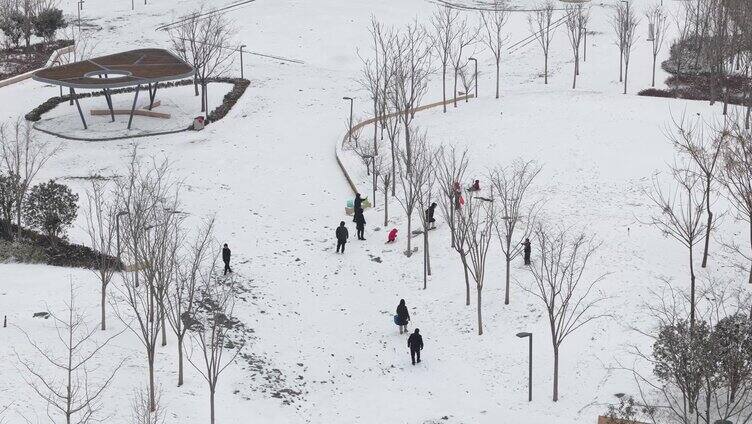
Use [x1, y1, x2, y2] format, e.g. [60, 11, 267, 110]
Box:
[335, 193, 367, 253]
[396, 299, 424, 365]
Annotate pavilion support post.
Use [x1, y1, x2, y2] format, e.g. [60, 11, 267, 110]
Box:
[69, 87, 74, 105]
[127, 84, 141, 130]
[147, 83, 157, 110]
[70, 88, 88, 130]
[103, 89, 115, 122]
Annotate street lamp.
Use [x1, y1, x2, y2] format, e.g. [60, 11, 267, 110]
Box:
[516, 332, 533, 402]
[239, 44, 247, 79]
[468, 57, 478, 98]
[343, 96, 354, 146]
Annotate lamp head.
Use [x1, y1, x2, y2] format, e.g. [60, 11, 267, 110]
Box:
[516, 332, 532, 338]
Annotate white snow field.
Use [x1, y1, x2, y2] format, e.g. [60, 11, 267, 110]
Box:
[1, 0, 750, 423]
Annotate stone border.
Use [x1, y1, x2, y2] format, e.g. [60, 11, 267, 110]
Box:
[335, 94, 475, 196]
[0, 43, 75, 89]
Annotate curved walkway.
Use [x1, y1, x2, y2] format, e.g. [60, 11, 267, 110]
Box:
[336, 93, 474, 195]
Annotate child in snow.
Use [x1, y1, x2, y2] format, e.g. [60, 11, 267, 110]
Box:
[387, 228, 398, 243]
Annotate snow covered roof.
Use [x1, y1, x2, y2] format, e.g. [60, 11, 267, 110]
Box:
[32, 48, 194, 89]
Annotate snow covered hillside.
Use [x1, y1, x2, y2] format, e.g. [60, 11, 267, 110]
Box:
[1, 0, 750, 423]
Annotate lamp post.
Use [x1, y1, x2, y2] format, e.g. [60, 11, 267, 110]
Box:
[343, 96, 354, 146]
[239, 44, 247, 79]
[516, 332, 533, 402]
[468, 57, 478, 98]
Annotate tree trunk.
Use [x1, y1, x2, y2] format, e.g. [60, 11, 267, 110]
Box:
[161, 312, 167, 347]
[442, 65, 447, 113]
[553, 345, 559, 401]
[572, 62, 577, 89]
[652, 54, 657, 87]
[148, 352, 156, 412]
[624, 60, 629, 94]
[690, 244, 696, 329]
[477, 288, 483, 335]
[406, 215, 412, 255]
[403, 117, 412, 172]
[200, 83, 206, 112]
[453, 68, 458, 108]
[101, 283, 106, 331]
[701, 180, 712, 268]
[383, 189, 388, 227]
[504, 255, 511, 305]
[544, 53, 549, 85]
[495, 57, 500, 99]
[461, 254, 470, 306]
[194, 73, 199, 96]
[619, 49, 624, 82]
[177, 335, 184, 386]
[210, 386, 216, 424]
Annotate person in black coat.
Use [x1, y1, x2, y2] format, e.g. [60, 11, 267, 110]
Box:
[396, 299, 410, 334]
[222, 243, 232, 275]
[407, 328, 424, 365]
[355, 211, 366, 240]
[335, 221, 349, 253]
[522, 238, 531, 265]
[426, 202, 437, 229]
[354, 193, 364, 211]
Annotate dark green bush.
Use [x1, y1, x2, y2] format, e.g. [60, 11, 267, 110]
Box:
[33, 8, 67, 43]
[24, 180, 78, 240]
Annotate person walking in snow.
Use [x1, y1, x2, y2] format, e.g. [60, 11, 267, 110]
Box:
[396, 299, 410, 334]
[407, 328, 424, 365]
[425, 202, 437, 229]
[222, 243, 232, 275]
[522, 238, 531, 266]
[355, 211, 366, 240]
[335, 221, 349, 253]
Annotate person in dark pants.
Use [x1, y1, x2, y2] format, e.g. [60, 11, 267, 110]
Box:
[407, 328, 423, 365]
[396, 299, 410, 334]
[355, 210, 366, 240]
[425, 202, 437, 229]
[335, 221, 349, 253]
[522, 238, 531, 265]
[222, 243, 232, 275]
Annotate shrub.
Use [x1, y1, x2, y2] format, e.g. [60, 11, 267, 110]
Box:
[24, 180, 78, 240]
[33, 8, 66, 43]
[0, 10, 24, 47]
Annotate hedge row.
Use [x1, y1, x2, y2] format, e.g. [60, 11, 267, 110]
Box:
[26, 77, 250, 127]
[0, 222, 121, 270]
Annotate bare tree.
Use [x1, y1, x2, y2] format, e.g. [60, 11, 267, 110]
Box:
[382, 110, 401, 196]
[457, 62, 475, 103]
[16, 283, 125, 424]
[169, 6, 235, 115]
[415, 146, 437, 289]
[667, 114, 726, 268]
[84, 180, 119, 331]
[166, 216, 217, 387]
[450, 14, 479, 107]
[645, 167, 708, 328]
[0, 118, 58, 239]
[457, 194, 495, 335]
[436, 145, 470, 249]
[489, 160, 541, 305]
[565, 4, 589, 89]
[188, 277, 243, 424]
[611, 1, 628, 83]
[430, 4, 461, 112]
[722, 120, 752, 285]
[131, 386, 166, 424]
[528, 0, 557, 85]
[480, 0, 510, 99]
[114, 151, 179, 412]
[374, 148, 392, 227]
[621, 2, 640, 94]
[645, 4, 669, 87]
[670, 4, 693, 75]
[395, 130, 430, 256]
[390, 20, 432, 172]
[521, 226, 607, 401]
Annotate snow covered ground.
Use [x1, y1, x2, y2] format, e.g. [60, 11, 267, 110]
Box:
[1, 0, 750, 423]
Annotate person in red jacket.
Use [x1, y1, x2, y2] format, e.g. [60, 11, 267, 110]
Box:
[387, 228, 398, 243]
